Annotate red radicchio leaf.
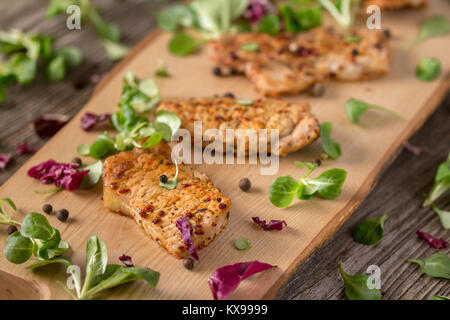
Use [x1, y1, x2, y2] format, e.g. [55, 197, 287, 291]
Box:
[416, 230, 449, 249]
[16, 142, 38, 155]
[0, 153, 12, 171]
[176, 216, 199, 261]
[244, 0, 277, 23]
[208, 261, 276, 300]
[119, 254, 134, 267]
[81, 112, 111, 131]
[27, 160, 89, 191]
[404, 142, 429, 155]
[252, 216, 287, 231]
[33, 114, 69, 139]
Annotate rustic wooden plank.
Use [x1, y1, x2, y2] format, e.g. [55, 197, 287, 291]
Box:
[276, 94, 450, 300]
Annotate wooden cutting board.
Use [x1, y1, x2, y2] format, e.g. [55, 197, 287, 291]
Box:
[0, 2, 449, 300]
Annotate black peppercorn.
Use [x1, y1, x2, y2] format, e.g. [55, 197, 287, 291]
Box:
[212, 66, 222, 76]
[239, 178, 251, 192]
[160, 174, 168, 183]
[56, 209, 69, 222]
[310, 83, 325, 97]
[183, 257, 194, 270]
[315, 159, 322, 167]
[72, 157, 82, 166]
[223, 92, 235, 98]
[7, 225, 18, 235]
[42, 203, 53, 214]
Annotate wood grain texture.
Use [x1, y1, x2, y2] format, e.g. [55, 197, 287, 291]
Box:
[0, 1, 449, 300]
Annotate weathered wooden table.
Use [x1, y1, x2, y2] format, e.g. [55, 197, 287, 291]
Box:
[0, 0, 448, 300]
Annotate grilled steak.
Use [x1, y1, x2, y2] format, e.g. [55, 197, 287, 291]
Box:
[365, 0, 427, 10]
[103, 142, 231, 259]
[209, 27, 391, 96]
[157, 97, 320, 157]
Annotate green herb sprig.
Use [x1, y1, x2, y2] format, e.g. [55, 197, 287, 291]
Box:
[46, 0, 129, 61]
[339, 264, 381, 300]
[3, 206, 71, 269]
[77, 72, 181, 160]
[0, 198, 21, 227]
[160, 161, 179, 190]
[345, 99, 400, 124]
[269, 161, 347, 208]
[0, 29, 82, 104]
[60, 236, 159, 300]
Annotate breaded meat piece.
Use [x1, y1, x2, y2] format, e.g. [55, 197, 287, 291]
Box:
[365, 0, 427, 10]
[157, 97, 320, 157]
[103, 142, 231, 259]
[209, 27, 391, 96]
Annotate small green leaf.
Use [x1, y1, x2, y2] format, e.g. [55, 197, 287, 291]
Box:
[345, 99, 400, 124]
[431, 205, 450, 230]
[157, 4, 197, 32]
[319, 122, 341, 159]
[431, 295, 449, 300]
[4, 232, 34, 264]
[156, 110, 182, 139]
[46, 55, 66, 82]
[339, 264, 381, 300]
[154, 60, 170, 77]
[409, 15, 450, 47]
[12, 54, 36, 85]
[102, 40, 129, 61]
[269, 176, 300, 208]
[257, 14, 280, 36]
[415, 57, 441, 82]
[240, 42, 260, 52]
[81, 236, 108, 296]
[234, 237, 252, 250]
[56, 47, 83, 68]
[141, 132, 164, 149]
[20, 212, 55, 241]
[79, 160, 103, 189]
[353, 214, 388, 245]
[236, 99, 253, 106]
[169, 33, 198, 56]
[409, 253, 450, 279]
[300, 168, 347, 199]
[26, 256, 72, 270]
[77, 144, 91, 156]
[346, 35, 361, 43]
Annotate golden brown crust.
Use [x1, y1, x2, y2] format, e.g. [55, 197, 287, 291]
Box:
[157, 97, 320, 157]
[102, 142, 231, 259]
[209, 27, 391, 96]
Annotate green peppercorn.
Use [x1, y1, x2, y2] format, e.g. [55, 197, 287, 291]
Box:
[183, 257, 194, 270]
[56, 209, 69, 222]
[42, 203, 53, 214]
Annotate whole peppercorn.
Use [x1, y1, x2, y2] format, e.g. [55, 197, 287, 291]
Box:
[310, 83, 325, 97]
[7, 225, 18, 235]
[42, 203, 53, 214]
[56, 209, 69, 222]
[239, 178, 251, 192]
[72, 157, 82, 166]
[223, 92, 235, 98]
[160, 174, 168, 183]
[183, 257, 194, 270]
[212, 66, 222, 76]
[315, 159, 322, 167]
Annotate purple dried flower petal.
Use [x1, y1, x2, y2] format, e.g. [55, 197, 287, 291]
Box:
[119, 254, 134, 267]
[81, 112, 111, 131]
[244, 0, 277, 23]
[16, 142, 38, 155]
[208, 261, 276, 300]
[416, 230, 449, 249]
[404, 142, 429, 155]
[252, 216, 287, 231]
[33, 114, 69, 139]
[0, 154, 12, 171]
[176, 216, 199, 261]
[27, 160, 87, 191]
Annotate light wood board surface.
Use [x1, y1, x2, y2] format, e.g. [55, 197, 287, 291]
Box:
[0, 2, 449, 300]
